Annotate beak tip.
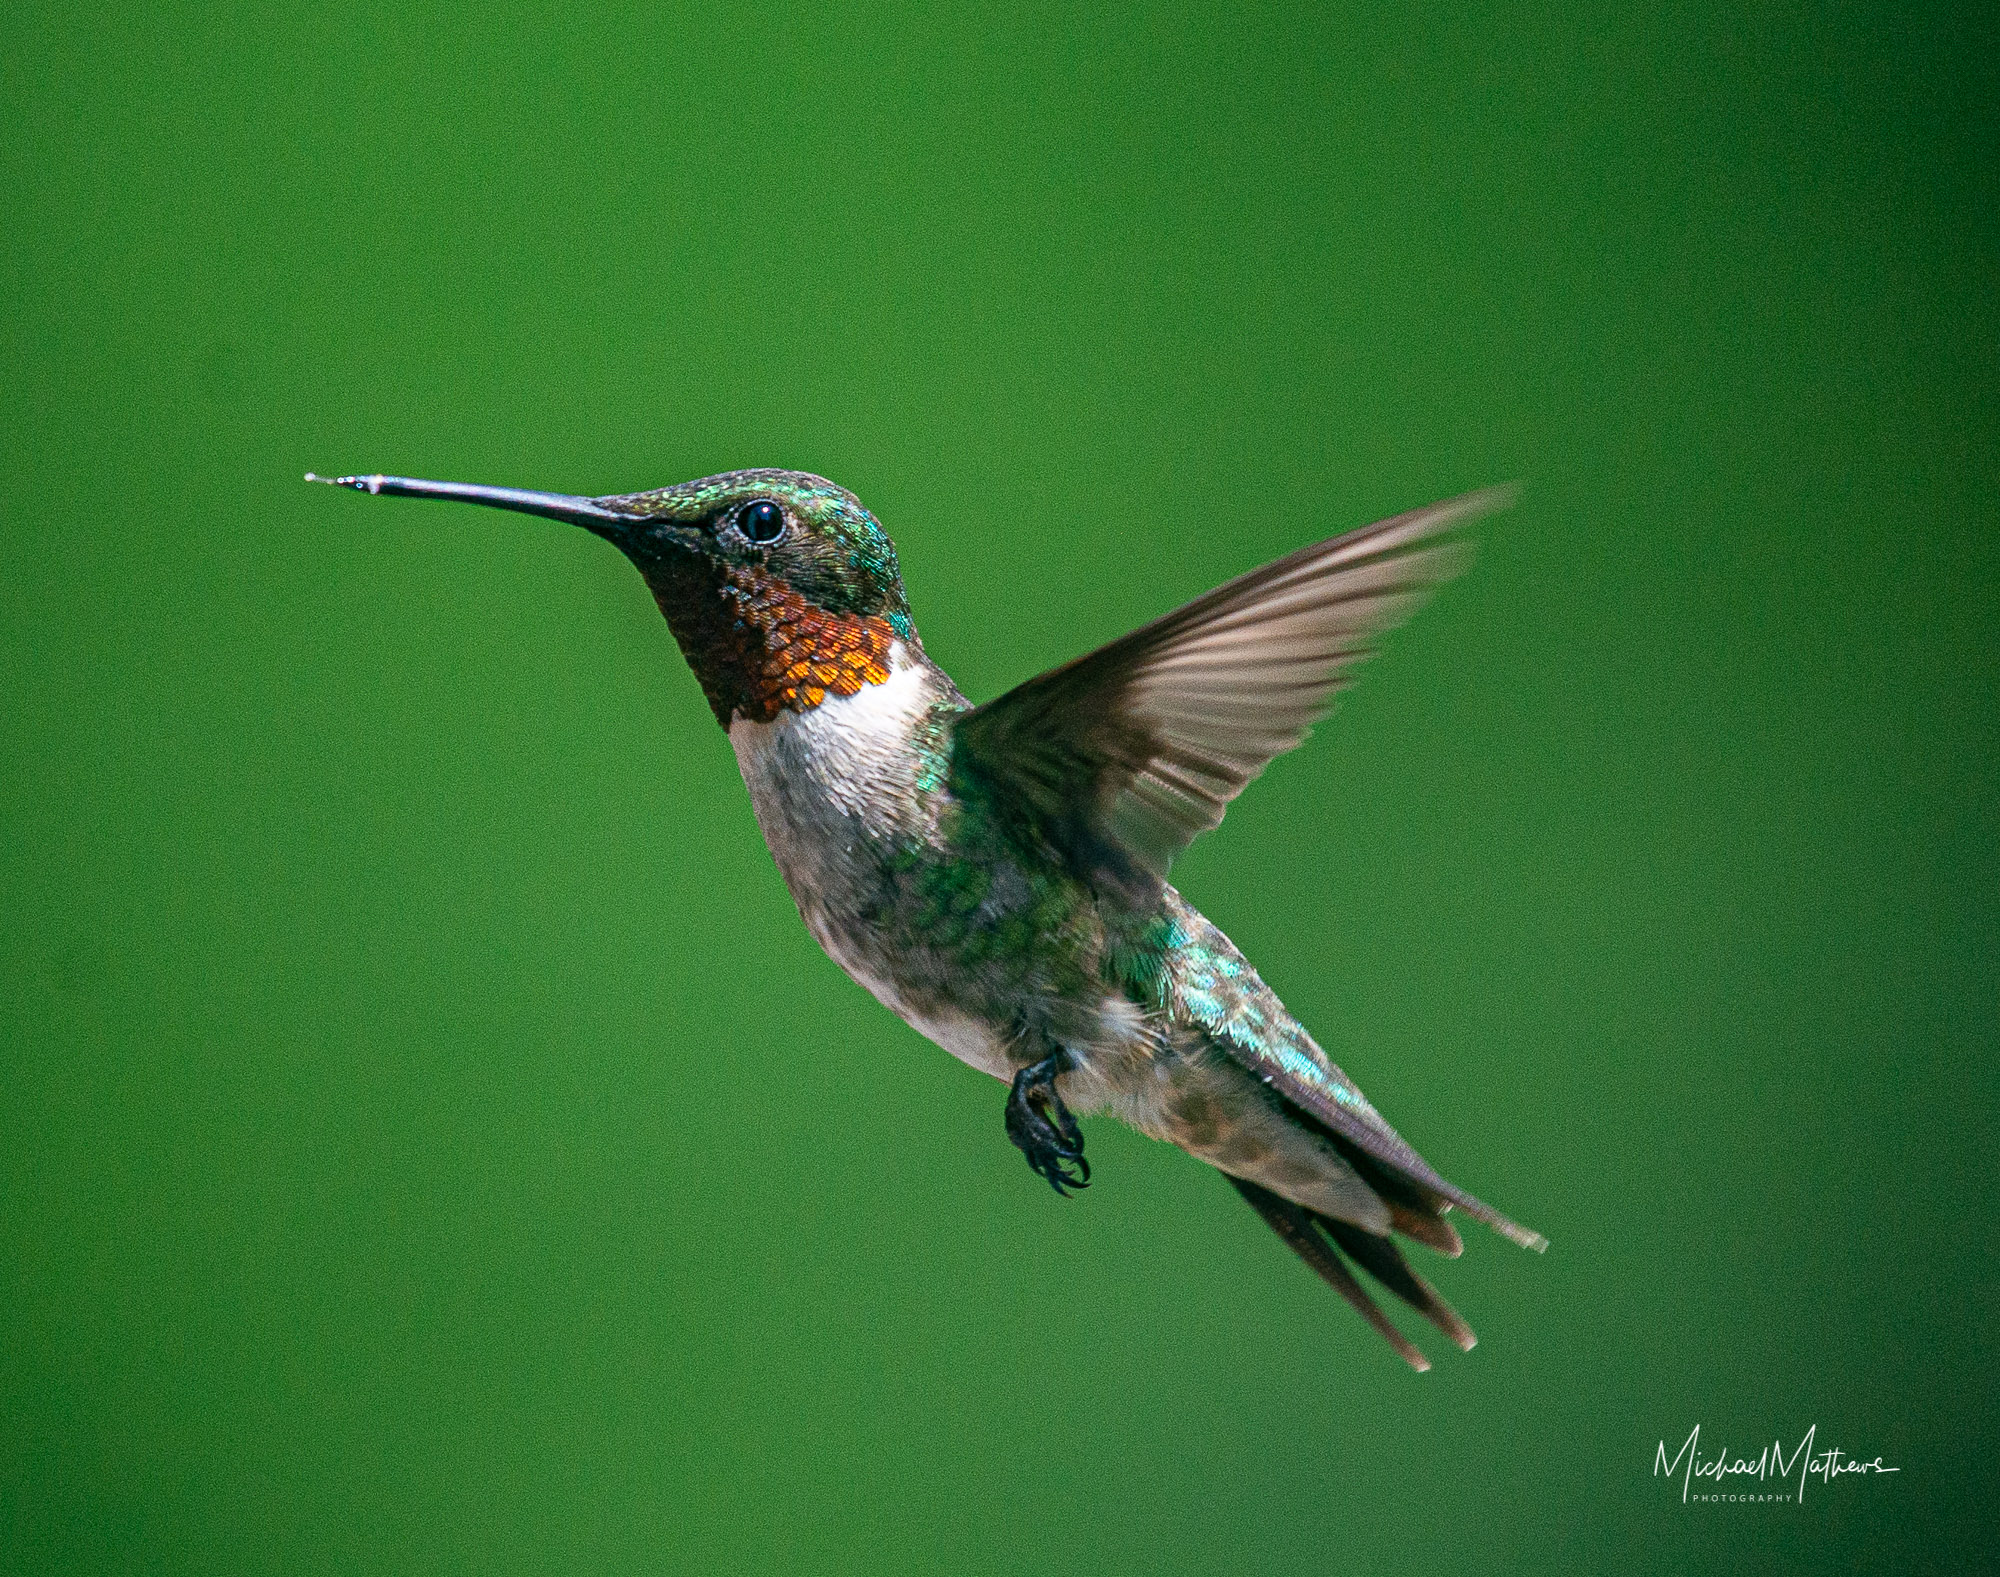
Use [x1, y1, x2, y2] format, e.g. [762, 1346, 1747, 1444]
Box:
[305, 472, 386, 494]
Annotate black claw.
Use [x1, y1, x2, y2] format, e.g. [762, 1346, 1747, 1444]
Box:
[1005, 1047, 1091, 1197]
[1028, 1145, 1090, 1196]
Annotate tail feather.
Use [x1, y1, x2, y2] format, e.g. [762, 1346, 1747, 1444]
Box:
[1319, 1215, 1478, 1351]
[1387, 1202, 1464, 1257]
[1303, 1104, 1546, 1255]
[1228, 1177, 1434, 1372]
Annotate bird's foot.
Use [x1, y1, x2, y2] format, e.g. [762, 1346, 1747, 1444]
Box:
[1005, 1049, 1090, 1196]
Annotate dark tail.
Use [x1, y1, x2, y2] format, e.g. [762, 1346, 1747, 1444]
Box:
[1229, 1176, 1478, 1372]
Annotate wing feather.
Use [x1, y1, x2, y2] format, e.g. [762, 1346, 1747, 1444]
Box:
[948, 487, 1514, 892]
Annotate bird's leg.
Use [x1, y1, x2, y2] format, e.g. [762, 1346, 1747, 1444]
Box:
[1005, 1047, 1090, 1195]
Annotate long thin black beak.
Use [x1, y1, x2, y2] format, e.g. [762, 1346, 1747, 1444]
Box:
[306, 472, 640, 532]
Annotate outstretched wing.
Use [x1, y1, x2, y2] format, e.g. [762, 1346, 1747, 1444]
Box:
[947, 487, 1513, 895]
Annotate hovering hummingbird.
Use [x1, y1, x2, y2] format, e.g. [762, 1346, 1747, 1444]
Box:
[309, 466, 1545, 1369]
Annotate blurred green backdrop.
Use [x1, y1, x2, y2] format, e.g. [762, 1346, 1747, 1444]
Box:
[3, 2, 1995, 1573]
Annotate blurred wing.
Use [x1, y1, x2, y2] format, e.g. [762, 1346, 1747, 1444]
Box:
[947, 487, 1512, 894]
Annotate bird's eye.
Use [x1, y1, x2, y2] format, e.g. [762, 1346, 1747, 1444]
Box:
[735, 499, 787, 545]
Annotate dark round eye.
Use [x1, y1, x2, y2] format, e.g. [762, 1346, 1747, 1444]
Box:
[736, 499, 787, 544]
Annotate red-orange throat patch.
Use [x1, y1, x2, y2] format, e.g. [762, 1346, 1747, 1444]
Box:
[652, 564, 898, 724]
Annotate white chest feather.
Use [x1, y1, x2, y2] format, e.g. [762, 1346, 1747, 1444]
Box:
[726, 648, 1012, 1076]
[726, 643, 930, 871]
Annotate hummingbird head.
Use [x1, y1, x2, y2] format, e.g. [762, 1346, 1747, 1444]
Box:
[310, 467, 918, 726]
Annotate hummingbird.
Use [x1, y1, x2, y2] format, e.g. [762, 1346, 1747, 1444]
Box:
[309, 465, 1546, 1369]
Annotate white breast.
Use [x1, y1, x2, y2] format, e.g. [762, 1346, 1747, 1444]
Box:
[725, 648, 1015, 1079]
[726, 642, 931, 857]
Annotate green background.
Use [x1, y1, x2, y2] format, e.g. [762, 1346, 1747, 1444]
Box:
[3, 2, 1994, 1572]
